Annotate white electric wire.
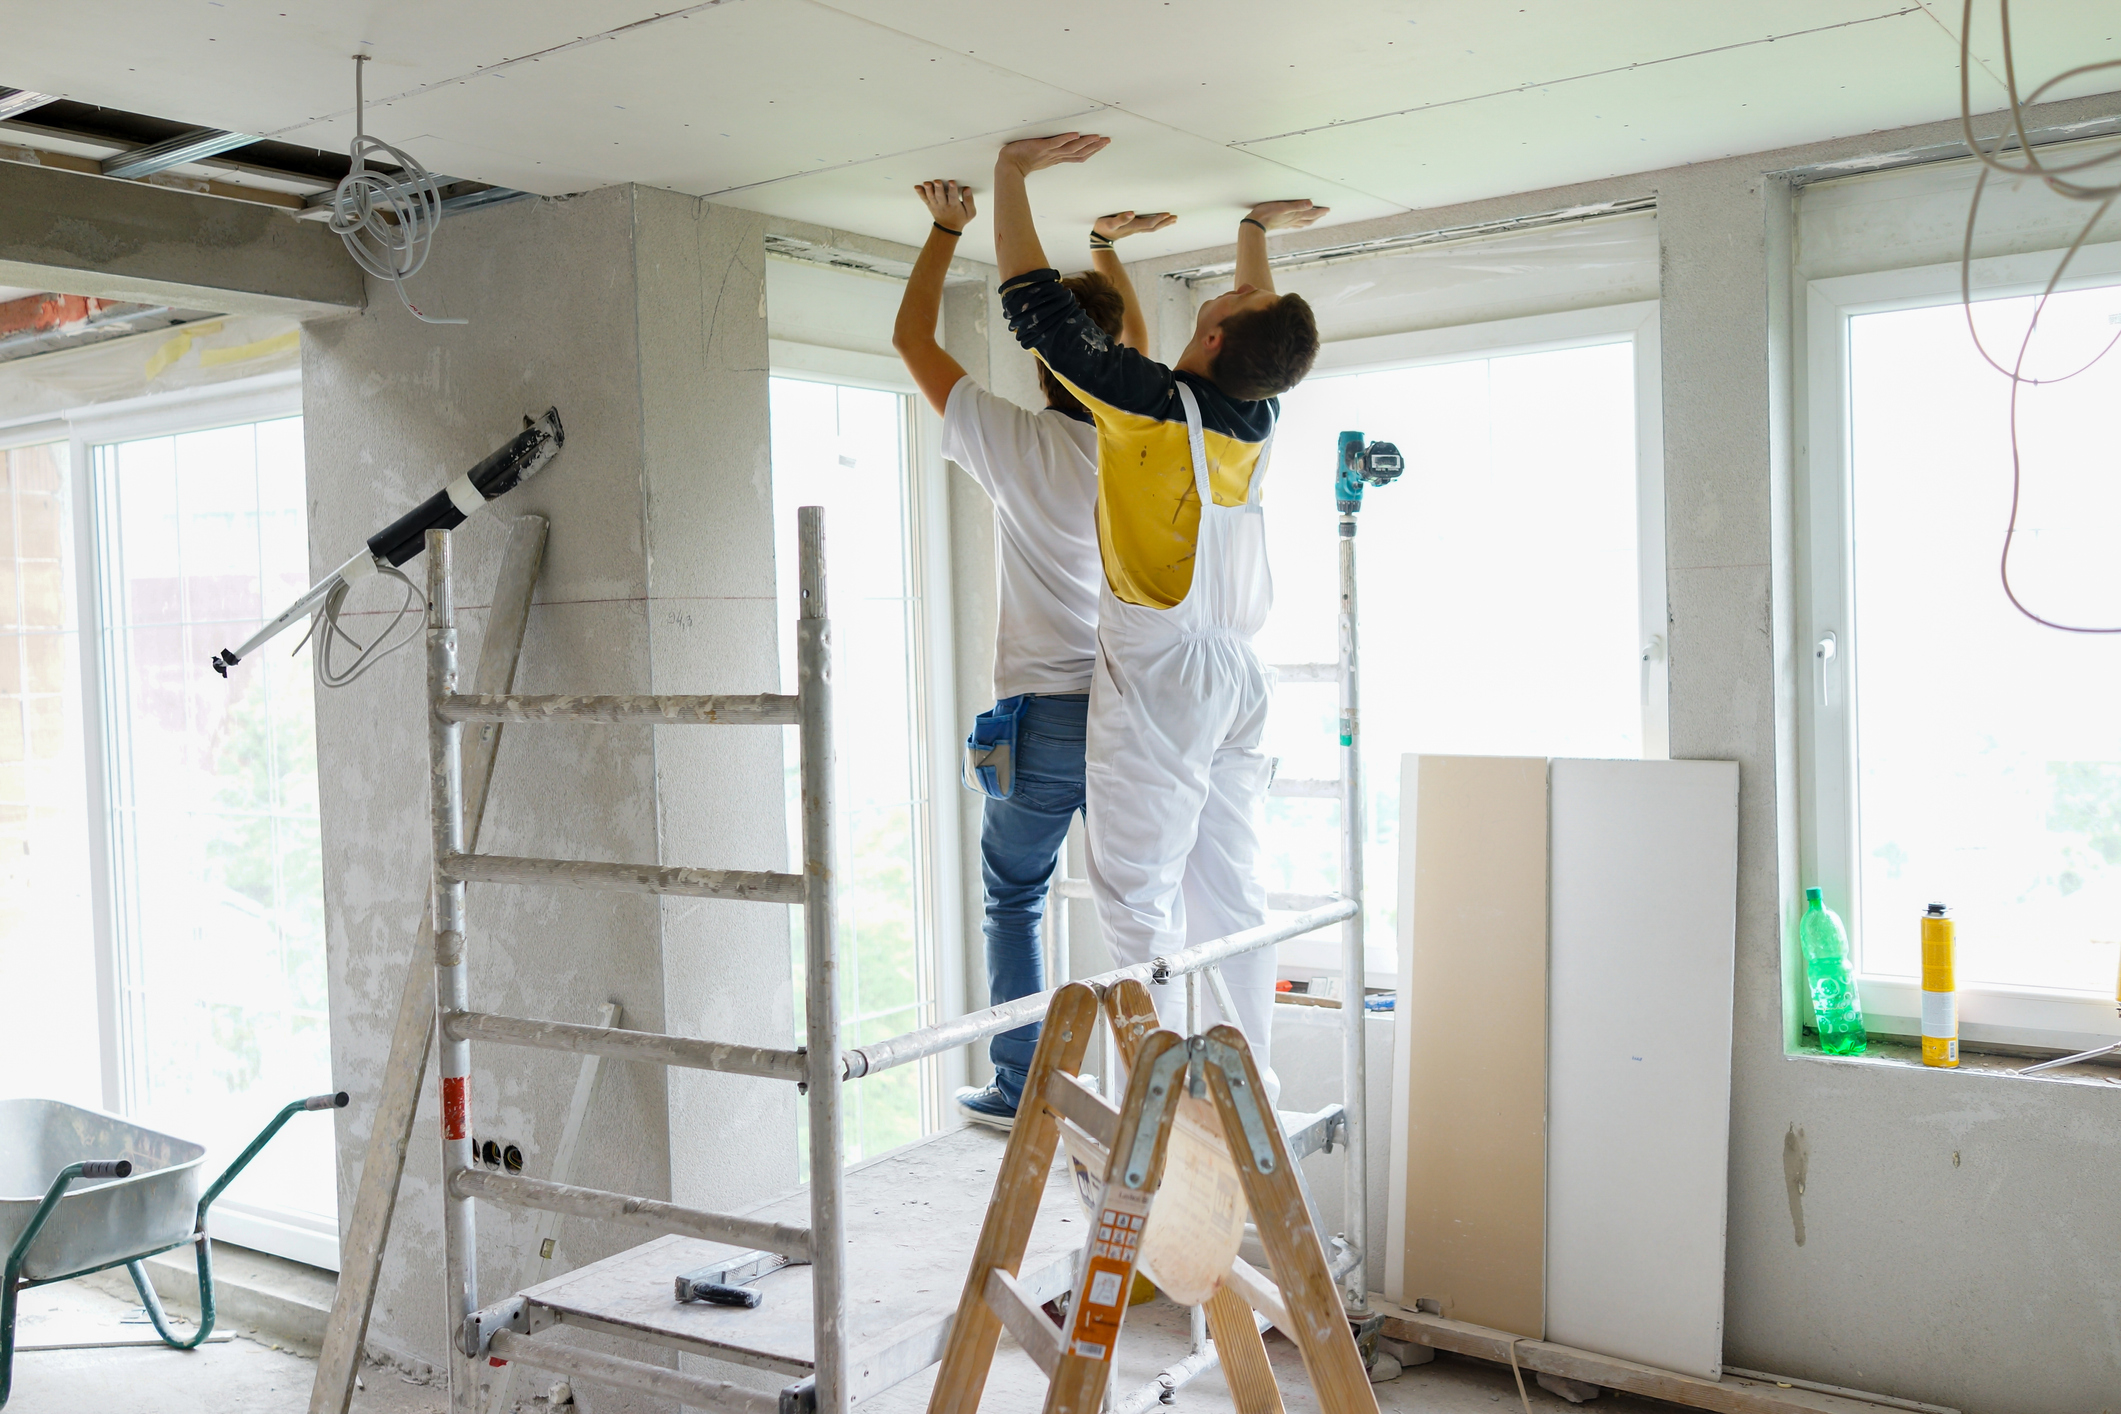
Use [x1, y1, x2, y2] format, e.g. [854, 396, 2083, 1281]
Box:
[293, 564, 427, 688]
[1956, 1, 2121, 631]
[329, 55, 467, 327]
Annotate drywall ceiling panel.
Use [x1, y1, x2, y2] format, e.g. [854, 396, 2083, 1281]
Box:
[299, 2, 1102, 199]
[1938, 0, 2121, 111]
[715, 108, 1404, 264]
[1246, 14, 1971, 213]
[822, 0, 1929, 147]
[0, 1, 673, 141]
[3, 0, 2118, 263]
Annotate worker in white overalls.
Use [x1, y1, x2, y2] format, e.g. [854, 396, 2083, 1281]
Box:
[891, 175, 1176, 1128]
[989, 132, 1326, 1096]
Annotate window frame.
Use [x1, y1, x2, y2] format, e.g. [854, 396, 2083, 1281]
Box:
[1309, 299, 1669, 760]
[1262, 299, 1670, 982]
[0, 369, 337, 1265]
[765, 341, 966, 1142]
[1796, 238, 2121, 1054]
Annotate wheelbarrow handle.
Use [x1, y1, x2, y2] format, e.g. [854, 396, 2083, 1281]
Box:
[198, 1088, 350, 1222]
[4, 1159, 137, 1406]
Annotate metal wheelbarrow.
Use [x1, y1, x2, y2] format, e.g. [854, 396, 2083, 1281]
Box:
[1, 1090, 346, 1407]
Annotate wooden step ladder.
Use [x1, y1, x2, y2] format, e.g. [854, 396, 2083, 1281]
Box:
[929, 979, 1378, 1414]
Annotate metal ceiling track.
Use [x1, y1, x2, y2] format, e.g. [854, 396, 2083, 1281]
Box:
[102, 127, 257, 180]
[1167, 194, 1659, 284]
[0, 89, 57, 122]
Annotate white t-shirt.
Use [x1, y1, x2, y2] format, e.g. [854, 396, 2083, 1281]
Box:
[940, 377, 1101, 698]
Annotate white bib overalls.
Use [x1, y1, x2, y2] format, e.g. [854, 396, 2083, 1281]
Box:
[1084, 382, 1279, 1093]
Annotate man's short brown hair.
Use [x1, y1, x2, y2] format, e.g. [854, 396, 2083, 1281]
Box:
[1211, 293, 1319, 401]
[1038, 271, 1126, 417]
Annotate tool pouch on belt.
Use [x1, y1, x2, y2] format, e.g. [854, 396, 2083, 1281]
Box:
[962, 695, 1029, 799]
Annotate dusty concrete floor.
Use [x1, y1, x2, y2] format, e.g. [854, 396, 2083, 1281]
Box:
[7, 1278, 1686, 1414]
[5, 1281, 446, 1414]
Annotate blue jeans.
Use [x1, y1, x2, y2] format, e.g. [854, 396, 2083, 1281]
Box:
[979, 693, 1087, 1107]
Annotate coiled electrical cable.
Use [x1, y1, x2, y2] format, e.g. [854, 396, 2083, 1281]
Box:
[328, 56, 466, 327]
[295, 564, 427, 689]
[1956, 1, 2121, 631]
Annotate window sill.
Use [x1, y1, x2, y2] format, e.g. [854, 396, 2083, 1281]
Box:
[1794, 1030, 2121, 1089]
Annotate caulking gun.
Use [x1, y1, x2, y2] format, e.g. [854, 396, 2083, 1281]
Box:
[209, 407, 564, 678]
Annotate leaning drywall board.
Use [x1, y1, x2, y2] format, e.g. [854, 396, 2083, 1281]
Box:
[1389, 753, 1548, 1339]
[1545, 757, 1739, 1378]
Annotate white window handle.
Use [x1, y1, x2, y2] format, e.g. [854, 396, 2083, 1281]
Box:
[1816, 632, 1838, 709]
[1640, 633, 1666, 707]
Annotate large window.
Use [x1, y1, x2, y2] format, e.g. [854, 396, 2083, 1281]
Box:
[0, 378, 336, 1266]
[0, 441, 98, 1107]
[1803, 250, 2121, 1052]
[1254, 304, 1667, 980]
[770, 373, 952, 1164]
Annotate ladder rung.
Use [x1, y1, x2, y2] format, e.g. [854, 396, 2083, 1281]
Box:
[487, 1329, 781, 1413]
[1224, 1255, 1292, 1337]
[1052, 877, 1093, 900]
[444, 1010, 806, 1082]
[438, 692, 798, 726]
[984, 1267, 1064, 1377]
[1269, 776, 1340, 798]
[1269, 662, 1337, 682]
[1042, 1070, 1119, 1149]
[1267, 890, 1337, 911]
[453, 1169, 812, 1261]
[444, 853, 805, 904]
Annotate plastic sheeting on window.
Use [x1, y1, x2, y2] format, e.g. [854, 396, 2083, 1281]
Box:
[1186, 212, 1659, 345]
[1797, 134, 2121, 281]
[0, 313, 301, 428]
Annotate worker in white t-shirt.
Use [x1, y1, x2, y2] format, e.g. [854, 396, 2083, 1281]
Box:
[892, 177, 1174, 1129]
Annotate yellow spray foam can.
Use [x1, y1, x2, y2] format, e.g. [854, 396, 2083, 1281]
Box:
[1921, 903, 1958, 1068]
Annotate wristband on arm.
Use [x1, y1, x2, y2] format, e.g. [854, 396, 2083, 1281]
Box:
[1240, 217, 1267, 233]
[1089, 235, 1115, 251]
[934, 221, 962, 237]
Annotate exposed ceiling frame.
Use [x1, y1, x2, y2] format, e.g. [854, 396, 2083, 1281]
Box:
[102, 127, 259, 180]
[0, 89, 56, 122]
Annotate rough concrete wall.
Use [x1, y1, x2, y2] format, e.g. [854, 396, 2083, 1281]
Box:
[1107, 91, 2121, 1414]
[1658, 159, 2121, 1414]
[630, 190, 798, 1218]
[308, 184, 790, 1384]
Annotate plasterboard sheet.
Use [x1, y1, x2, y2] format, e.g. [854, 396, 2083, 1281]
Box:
[818, 0, 2011, 147]
[5, 0, 2119, 267]
[1393, 753, 1548, 1340]
[720, 105, 1404, 266]
[1545, 757, 1738, 1380]
[1243, 12, 1967, 213]
[347, 2, 1100, 198]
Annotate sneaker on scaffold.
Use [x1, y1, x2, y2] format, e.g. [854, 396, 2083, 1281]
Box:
[953, 1084, 1017, 1131]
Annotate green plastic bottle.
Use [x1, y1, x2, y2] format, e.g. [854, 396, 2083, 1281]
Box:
[1800, 887, 1867, 1056]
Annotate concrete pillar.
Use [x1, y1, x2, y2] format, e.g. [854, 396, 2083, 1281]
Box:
[302, 184, 793, 1378]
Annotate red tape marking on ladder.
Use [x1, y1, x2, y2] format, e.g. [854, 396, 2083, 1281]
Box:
[442, 1076, 469, 1141]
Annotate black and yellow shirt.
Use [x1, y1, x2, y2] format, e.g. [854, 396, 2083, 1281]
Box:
[1001, 268, 1278, 609]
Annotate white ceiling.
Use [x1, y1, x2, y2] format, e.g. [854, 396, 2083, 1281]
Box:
[7, 2, 2118, 261]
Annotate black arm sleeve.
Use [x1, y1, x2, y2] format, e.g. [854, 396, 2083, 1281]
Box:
[1000, 269, 1175, 420]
